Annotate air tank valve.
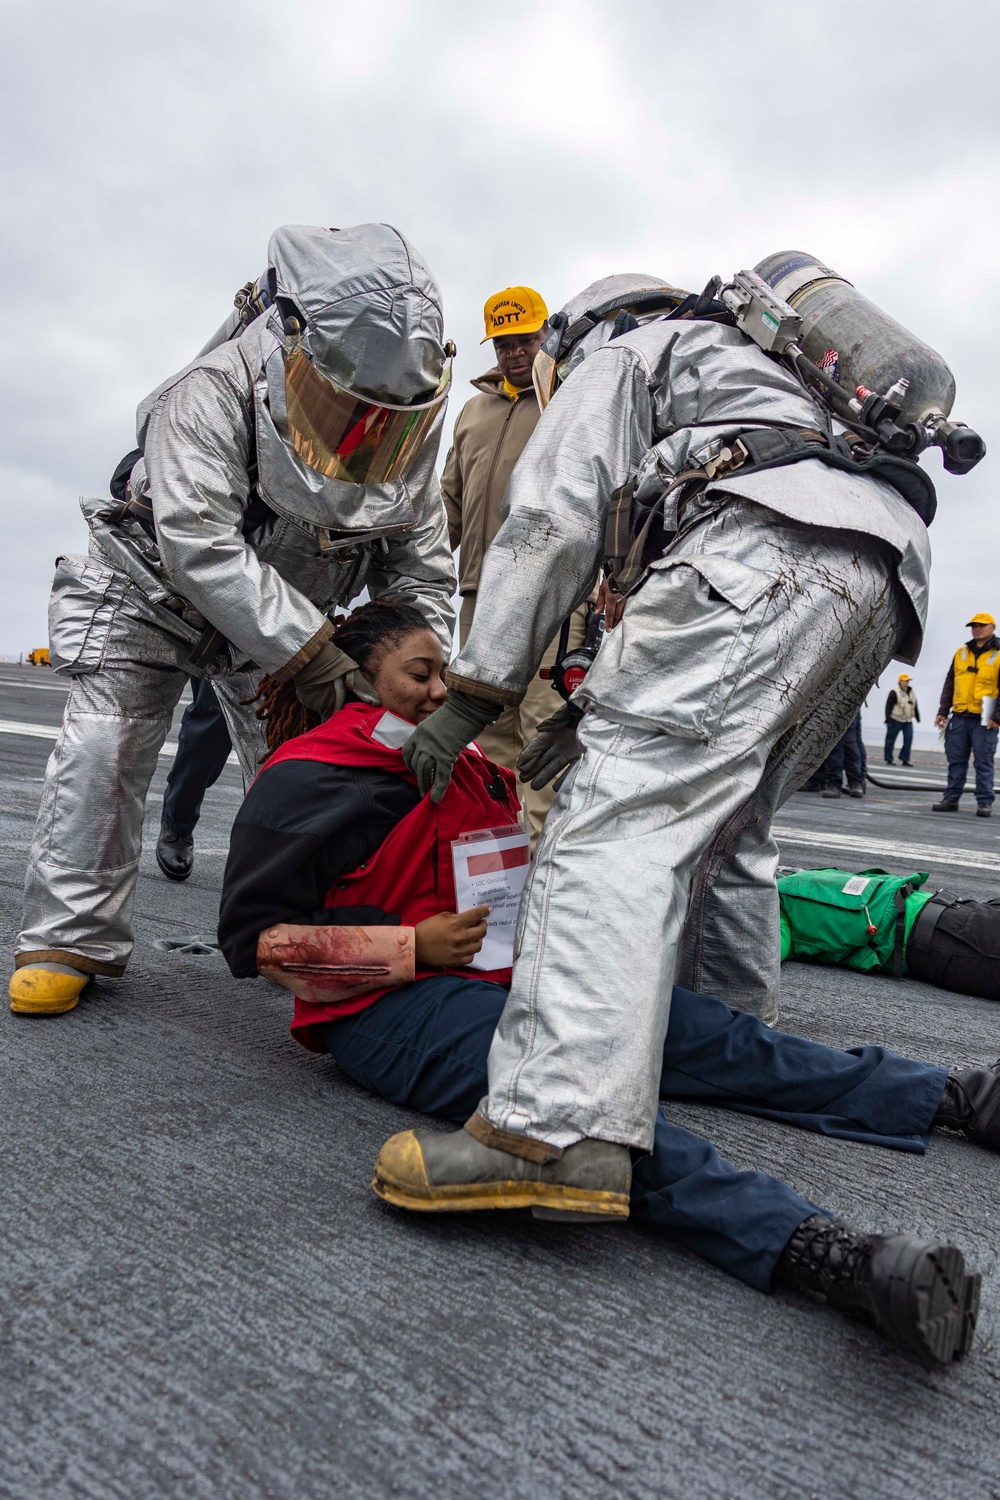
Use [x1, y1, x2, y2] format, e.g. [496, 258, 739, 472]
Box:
[925, 415, 987, 475]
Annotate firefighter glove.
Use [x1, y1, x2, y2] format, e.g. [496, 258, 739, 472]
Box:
[403, 688, 502, 802]
[293, 640, 377, 719]
[517, 701, 583, 790]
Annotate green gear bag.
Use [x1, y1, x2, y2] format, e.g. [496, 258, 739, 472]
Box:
[777, 867, 933, 975]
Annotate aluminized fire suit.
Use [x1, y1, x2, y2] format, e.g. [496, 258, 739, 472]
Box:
[16, 223, 455, 978]
[447, 316, 931, 1153]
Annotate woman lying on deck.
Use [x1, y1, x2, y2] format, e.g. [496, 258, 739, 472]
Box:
[217, 597, 1000, 1368]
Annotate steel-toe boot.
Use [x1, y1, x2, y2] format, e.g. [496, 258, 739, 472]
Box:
[9, 962, 88, 1015]
[373, 1113, 631, 1221]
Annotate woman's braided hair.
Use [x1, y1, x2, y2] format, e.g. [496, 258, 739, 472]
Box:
[248, 595, 432, 755]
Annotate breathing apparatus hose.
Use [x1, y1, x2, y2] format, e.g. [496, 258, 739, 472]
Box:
[785, 348, 871, 432]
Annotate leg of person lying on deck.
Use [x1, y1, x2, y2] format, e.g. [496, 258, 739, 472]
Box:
[219, 597, 996, 1365]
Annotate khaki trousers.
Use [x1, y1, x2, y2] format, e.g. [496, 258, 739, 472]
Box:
[459, 593, 588, 846]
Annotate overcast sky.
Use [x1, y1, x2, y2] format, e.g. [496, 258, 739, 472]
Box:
[2, 0, 997, 713]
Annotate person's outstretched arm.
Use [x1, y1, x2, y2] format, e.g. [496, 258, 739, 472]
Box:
[447, 344, 655, 705]
[402, 342, 658, 800]
[144, 367, 335, 676]
[218, 760, 419, 978]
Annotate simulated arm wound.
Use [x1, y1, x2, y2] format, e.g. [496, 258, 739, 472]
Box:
[256, 922, 415, 1003]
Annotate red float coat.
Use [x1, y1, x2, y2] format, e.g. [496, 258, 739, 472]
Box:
[262, 702, 520, 1049]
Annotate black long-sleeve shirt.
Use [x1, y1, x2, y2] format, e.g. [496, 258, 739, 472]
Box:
[938, 635, 1000, 718]
[218, 760, 420, 978]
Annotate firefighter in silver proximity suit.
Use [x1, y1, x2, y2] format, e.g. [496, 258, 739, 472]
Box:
[373, 285, 931, 1214]
[10, 223, 455, 1016]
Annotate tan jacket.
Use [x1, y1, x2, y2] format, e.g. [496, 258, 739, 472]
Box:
[441, 368, 541, 594]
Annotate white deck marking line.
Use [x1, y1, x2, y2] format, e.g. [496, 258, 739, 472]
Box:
[774, 824, 1000, 873]
[0, 720, 237, 766]
[0, 677, 194, 703]
[0, 727, 981, 865]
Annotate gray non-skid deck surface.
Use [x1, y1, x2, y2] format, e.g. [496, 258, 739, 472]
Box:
[0, 665, 998, 1500]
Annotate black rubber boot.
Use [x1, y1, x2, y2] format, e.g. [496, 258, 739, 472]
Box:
[932, 800, 960, 812]
[775, 1214, 979, 1365]
[934, 1061, 1000, 1150]
[156, 823, 194, 882]
[977, 803, 992, 818]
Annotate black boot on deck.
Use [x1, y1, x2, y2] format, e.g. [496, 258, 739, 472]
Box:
[934, 1062, 1000, 1151]
[156, 823, 194, 882]
[774, 1214, 979, 1366]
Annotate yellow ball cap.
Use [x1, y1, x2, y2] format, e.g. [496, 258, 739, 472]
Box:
[481, 286, 548, 343]
[898, 673, 911, 681]
[966, 611, 996, 627]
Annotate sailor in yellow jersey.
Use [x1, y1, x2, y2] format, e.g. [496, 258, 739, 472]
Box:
[933, 611, 1000, 816]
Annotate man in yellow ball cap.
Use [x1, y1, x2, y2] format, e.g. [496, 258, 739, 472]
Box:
[933, 611, 1000, 816]
[884, 671, 919, 766]
[480, 285, 549, 353]
[441, 285, 591, 843]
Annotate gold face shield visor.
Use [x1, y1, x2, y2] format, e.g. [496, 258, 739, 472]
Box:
[283, 343, 453, 485]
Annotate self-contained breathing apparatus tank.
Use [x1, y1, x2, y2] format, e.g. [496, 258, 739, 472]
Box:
[722, 253, 985, 476]
[756, 252, 954, 423]
[593, 251, 986, 634]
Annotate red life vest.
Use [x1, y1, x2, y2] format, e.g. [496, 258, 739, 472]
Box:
[261, 702, 521, 1049]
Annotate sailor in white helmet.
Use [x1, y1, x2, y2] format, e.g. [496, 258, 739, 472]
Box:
[10, 223, 456, 1016]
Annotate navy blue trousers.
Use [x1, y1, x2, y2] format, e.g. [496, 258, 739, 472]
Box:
[884, 720, 914, 765]
[321, 979, 946, 1292]
[818, 712, 866, 788]
[162, 678, 233, 836]
[945, 712, 997, 804]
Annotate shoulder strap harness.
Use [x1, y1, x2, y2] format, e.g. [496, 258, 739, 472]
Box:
[604, 425, 937, 599]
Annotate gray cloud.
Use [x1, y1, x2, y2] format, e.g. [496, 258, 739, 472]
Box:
[1, 0, 997, 702]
